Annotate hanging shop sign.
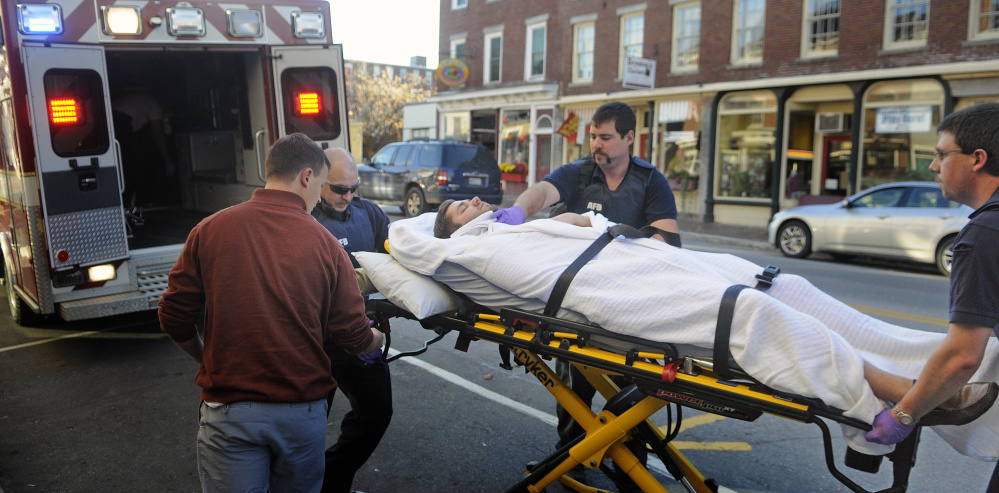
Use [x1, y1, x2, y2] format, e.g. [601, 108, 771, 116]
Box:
[436, 58, 469, 87]
[622, 57, 656, 90]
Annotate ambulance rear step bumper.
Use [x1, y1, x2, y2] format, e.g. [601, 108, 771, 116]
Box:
[58, 291, 157, 321]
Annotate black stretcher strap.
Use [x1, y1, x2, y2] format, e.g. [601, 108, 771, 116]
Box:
[640, 225, 682, 248]
[543, 224, 648, 318]
[713, 266, 781, 380]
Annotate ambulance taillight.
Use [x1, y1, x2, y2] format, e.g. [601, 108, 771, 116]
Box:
[295, 92, 320, 115]
[44, 69, 110, 157]
[49, 98, 80, 125]
[281, 68, 341, 142]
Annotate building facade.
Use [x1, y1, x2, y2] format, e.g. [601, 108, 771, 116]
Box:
[430, 0, 999, 226]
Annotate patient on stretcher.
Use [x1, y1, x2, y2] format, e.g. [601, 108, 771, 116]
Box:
[383, 197, 999, 459]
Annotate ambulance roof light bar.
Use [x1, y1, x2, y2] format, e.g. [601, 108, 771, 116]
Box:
[291, 11, 324, 39]
[101, 6, 142, 35]
[17, 3, 64, 35]
[226, 9, 262, 38]
[166, 3, 205, 37]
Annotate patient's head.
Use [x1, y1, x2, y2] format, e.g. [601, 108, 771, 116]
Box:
[434, 197, 497, 238]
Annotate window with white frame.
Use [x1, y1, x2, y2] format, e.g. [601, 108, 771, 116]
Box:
[971, 0, 999, 40]
[525, 16, 547, 80]
[618, 8, 645, 77]
[452, 0, 467, 10]
[484, 28, 503, 84]
[450, 34, 467, 60]
[572, 20, 595, 83]
[732, 0, 766, 65]
[801, 0, 839, 57]
[884, 0, 928, 50]
[671, 2, 700, 72]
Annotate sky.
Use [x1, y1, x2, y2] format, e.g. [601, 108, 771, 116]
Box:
[328, 0, 441, 69]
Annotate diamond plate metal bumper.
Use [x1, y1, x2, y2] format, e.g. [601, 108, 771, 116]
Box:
[47, 206, 128, 269]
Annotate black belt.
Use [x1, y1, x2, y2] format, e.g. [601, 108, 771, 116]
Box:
[544, 224, 650, 318]
[712, 266, 781, 380]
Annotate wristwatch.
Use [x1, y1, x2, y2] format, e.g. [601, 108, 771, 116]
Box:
[892, 404, 918, 426]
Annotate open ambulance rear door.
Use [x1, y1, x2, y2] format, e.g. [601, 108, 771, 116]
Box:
[270, 44, 349, 153]
[22, 44, 127, 305]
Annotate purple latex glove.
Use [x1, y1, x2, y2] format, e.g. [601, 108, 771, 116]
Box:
[358, 347, 383, 365]
[865, 408, 915, 445]
[492, 206, 526, 225]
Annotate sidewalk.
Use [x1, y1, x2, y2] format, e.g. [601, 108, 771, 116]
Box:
[676, 215, 771, 249]
[505, 194, 772, 250]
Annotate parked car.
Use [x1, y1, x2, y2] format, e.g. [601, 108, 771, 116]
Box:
[767, 182, 972, 276]
[358, 140, 503, 217]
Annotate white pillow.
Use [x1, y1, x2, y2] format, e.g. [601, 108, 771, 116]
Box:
[354, 251, 459, 319]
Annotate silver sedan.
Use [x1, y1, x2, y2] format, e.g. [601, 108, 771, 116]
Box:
[768, 182, 972, 276]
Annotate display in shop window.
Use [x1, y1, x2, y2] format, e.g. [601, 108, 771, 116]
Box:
[499, 161, 527, 182]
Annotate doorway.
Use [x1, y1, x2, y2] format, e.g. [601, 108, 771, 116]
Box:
[822, 135, 851, 197]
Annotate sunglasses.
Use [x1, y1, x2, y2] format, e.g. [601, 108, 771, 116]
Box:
[325, 179, 361, 195]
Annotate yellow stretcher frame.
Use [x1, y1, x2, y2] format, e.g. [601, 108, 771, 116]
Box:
[371, 299, 923, 493]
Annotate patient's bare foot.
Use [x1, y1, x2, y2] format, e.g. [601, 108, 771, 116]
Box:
[921, 382, 998, 427]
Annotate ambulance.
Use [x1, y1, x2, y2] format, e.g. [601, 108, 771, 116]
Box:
[0, 0, 349, 325]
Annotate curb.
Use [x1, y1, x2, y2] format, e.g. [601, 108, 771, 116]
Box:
[524, 211, 772, 251]
[681, 232, 772, 251]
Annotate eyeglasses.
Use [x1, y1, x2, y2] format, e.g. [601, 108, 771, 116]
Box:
[934, 149, 966, 161]
[325, 179, 361, 195]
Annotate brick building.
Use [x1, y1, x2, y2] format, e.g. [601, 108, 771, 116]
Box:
[427, 0, 999, 226]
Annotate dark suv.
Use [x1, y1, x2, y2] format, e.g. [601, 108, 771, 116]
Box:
[358, 140, 503, 217]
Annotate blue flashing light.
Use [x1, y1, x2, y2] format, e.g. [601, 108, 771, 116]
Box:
[17, 4, 64, 35]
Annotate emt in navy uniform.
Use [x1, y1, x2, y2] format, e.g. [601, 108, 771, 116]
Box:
[864, 102, 999, 492]
[490, 101, 679, 482]
[312, 147, 392, 493]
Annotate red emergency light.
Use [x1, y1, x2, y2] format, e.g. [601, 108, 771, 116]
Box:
[49, 98, 80, 124]
[296, 92, 320, 115]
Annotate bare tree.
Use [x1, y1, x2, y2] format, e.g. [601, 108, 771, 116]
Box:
[348, 67, 434, 158]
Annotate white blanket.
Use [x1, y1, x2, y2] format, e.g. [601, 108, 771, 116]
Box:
[388, 212, 999, 460]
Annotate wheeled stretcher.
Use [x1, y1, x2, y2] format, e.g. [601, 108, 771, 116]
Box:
[355, 212, 998, 491]
[368, 295, 922, 493]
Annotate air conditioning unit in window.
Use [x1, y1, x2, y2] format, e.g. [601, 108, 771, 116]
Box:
[816, 112, 848, 133]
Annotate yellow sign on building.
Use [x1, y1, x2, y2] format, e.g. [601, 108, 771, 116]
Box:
[436, 58, 469, 87]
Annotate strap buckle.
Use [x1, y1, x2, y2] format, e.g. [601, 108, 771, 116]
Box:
[754, 265, 781, 291]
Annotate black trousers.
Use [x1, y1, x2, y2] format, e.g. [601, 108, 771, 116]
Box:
[988, 460, 998, 492]
[322, 345, 393, 493]
[555, 361, 648, 466]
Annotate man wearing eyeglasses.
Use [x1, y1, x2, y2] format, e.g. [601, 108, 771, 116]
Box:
[865, 102, 999, 491]
[312, 147, 391, 493]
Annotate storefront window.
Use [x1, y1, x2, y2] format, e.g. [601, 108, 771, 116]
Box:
[860, 79, 943, 190]
[500, 109, 531, 170]
[659, 99, 703, 188]
[471, 110, 496, 151]
[443, 112, 469, 141]
[716, 91, 776, 199]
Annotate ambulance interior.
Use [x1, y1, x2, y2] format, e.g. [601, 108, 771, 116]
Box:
[106, 50, 262, 250]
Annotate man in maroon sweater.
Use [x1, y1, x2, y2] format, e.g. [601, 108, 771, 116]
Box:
[159, 133, 383, 493]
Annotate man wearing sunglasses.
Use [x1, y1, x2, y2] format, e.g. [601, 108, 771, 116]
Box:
[312, 147, 391, 493]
